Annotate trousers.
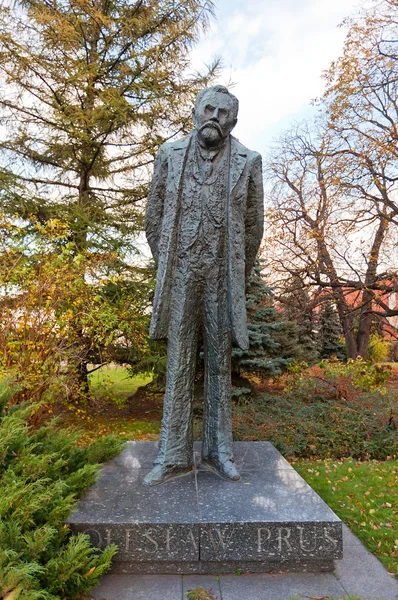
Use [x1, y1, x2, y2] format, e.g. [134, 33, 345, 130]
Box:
[154, 246, 233, 468]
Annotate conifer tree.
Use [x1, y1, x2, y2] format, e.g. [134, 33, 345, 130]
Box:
[318, 299, 346, 360]
[0, 0, 218, 390]
[232, 260, 290, 380]
[0, 0, 217, 241]
[272, 318, 302, 362]
[278, 277, 319, 365]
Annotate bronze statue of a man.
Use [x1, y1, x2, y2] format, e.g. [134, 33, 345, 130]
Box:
[144, 85, 264, 486]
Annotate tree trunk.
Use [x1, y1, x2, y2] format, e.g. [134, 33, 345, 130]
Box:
[78, 359, 90, 394]
[357, 291, 374, 357]
[315, 236, 358, 358]
[356, 212, 388, 357]
[340, 311, 358, 358]
[73, 31, 99, 395]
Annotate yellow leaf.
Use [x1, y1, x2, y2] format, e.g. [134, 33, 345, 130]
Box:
[4, 587, 22, 600]
[85, 567, 95, 578]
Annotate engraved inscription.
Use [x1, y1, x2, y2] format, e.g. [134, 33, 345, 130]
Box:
[84, 528, 102, 548]
[323, 527, 339, 550]
[298, 526, 317, 552]
[257, 528, 275, 555]
[254, 525, 341, 558]
[125, 529, 132, 552]
[277, 527, 292, 551]
[208, 527, 235, 551]
[186, 529, 198, 552]
[79, 523, 341, 561]
[142, 529, 159, 554]
[123, 526, 197, 555]
[105, 528, 111, 546]
[84, 525, 199, 560]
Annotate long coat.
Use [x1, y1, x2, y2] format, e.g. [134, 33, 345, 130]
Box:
[145, 132, 264, 350]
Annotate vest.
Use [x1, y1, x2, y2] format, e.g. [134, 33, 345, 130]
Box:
[178, 136, 229, 263]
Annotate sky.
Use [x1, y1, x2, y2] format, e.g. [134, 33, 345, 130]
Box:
[137, 0, 362, 260]
[189, 0, 361, 154]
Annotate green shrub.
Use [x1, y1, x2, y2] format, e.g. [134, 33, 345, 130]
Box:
[315, 357, 391, 391]
[0, 380, 123, 599]
[367, 333, 391, 362]
[233, 360, 397, 460]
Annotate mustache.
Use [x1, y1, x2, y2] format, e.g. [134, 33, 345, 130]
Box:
[199, 121, 223, 136]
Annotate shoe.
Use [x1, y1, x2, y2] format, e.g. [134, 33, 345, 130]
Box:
[143, 463, 193, 486]
[201, 456, 240, 481]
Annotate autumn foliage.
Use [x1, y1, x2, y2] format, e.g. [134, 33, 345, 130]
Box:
[0, 215, 148, 406]
[265, 0, 398, 358]
[233, 359, 397, 460]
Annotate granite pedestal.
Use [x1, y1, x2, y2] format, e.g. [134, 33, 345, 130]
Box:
[67, 442, 343, 574]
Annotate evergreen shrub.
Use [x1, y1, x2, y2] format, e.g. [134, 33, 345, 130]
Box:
[317, 300, 346, 360]
[232, 260, 290, 380]
[277, 276, 320, 365]
[233, 360, 397, 460]
[0, 380, 122, 599]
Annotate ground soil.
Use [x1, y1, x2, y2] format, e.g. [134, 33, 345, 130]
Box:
[388, 368, 398, 393]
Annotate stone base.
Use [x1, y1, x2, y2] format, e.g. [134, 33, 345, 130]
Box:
[68, 442, 343, 574]
[110, 559, 335, 574]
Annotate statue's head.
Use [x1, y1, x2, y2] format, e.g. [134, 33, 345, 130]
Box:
[192, 85, 239, 147]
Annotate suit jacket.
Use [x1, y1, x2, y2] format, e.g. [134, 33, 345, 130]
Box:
[145, 132, 264, 350]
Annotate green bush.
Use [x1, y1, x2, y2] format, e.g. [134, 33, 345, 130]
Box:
[314, 357, 391, 391]
[0, 380, 123, 599]
[233, 360, 397, 460]
[367, 333, 391, 362]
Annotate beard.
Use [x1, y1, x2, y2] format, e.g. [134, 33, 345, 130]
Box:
[198, 122, 224, 146]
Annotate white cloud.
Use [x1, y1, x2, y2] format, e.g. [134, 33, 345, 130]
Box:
[190, 0, 361, 152]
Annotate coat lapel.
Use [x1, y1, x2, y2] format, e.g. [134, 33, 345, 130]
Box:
[169, 134, 192, 192]
[230, 137, 247, 192]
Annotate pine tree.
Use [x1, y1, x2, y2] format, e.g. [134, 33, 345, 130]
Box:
[272, 318, 302, 362]
[232, 260, 290, 382]
[277, 277, 319, 365]
[318, 300, 346, 360]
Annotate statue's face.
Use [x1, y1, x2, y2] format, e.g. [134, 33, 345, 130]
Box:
[193, 90, 237, 147]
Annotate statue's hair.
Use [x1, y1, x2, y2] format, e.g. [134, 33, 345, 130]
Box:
[194, 85, 239, 119]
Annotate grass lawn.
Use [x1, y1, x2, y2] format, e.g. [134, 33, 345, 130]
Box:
[57, 365, 160, 444]
[88, 364, 152, 404]
[72, 415, 160, 445]
[294, 458, 398, 577]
